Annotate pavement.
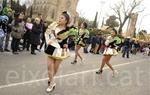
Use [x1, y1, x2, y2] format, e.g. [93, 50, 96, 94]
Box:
[0, 50, 150, 95]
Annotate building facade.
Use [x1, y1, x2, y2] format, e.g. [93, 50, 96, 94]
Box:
[126, 13, 138, 37]
[28, 0, 79, 25]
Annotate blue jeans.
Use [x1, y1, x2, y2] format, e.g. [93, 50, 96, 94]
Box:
[0, 37, 4, 50]
[122, 46, 129, 58]
[11, 37, 20, 52]
[84, 44, 90, 53]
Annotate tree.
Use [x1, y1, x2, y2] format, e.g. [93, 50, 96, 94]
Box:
[78, 11, 98, 28]
[2, 0, 7, 8]
[78, 17, 94, 28]
[11, 0, 26, 14]
[92, 12, 98, 28]
[111, 0, 144, 34]
[106, 15, 119, 28]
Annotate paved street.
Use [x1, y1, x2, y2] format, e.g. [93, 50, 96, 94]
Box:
[0, 50, 150, 95]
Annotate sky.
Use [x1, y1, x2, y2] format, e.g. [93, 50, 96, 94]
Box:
[76, 0, 150, 33]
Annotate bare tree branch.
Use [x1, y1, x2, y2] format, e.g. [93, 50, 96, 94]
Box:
[121, 0, 127, 16]
[134, 7, 145, 13]
[111, 0, 143, 34]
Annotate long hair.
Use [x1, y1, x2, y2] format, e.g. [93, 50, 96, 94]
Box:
[61, 11, 70, 25]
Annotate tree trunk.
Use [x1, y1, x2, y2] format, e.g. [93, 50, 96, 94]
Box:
[2, 0, 7, 8]
[118, 24, 123, 34]
[118, 16, 129, 34]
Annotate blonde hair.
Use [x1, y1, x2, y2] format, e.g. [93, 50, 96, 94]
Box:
[35, 17, 40, 22]
[26, 17, 31, 23]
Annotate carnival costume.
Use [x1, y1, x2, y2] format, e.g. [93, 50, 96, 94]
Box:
[75, 28, 89, 47]
[103, 35, 122, 56]
[45, 22, 77, 60]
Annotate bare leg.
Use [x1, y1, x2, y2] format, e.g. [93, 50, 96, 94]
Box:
[73, 45, 82, 64]
[99, 56, 108, 78]
[75, 45, 82, 60]
[105, 56, 117, 77]
[74, 46, 78, 61]
[105, 56, 114, 71]
[96, 55, 107, 78]
[100, 55, 107, 71]
[47, 57, 55, 82]
[46, 57, 59, 92]
[54, 60, 62, 75]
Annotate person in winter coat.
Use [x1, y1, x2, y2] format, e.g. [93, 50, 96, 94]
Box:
[11, 13, 25, 54]
[30, 17, 42, 55]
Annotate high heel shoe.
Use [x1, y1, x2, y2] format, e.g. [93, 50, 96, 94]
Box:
[112, 70, 118, 77]
[48, 81, 50, 86]
[71, 60, 77, 64]
[96, 69, 103, 74]
[81, 59, 85, 64]
[46, 81, 56, 93]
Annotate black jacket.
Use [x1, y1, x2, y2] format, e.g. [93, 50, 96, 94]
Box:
[30, 23, 42, 45]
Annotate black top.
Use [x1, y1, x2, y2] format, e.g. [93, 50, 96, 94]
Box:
[57, 27, 70, 48]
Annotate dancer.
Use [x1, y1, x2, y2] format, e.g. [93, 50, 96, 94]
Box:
[71, 22, 89, 64]
[45, 11, 76, 92]
[96, 28, 121, 77]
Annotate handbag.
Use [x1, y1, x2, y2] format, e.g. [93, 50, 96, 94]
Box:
[103, 47, 118, 56]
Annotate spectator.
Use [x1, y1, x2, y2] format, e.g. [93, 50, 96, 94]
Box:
[30, 17, 42, 55]
[11, 13, 25, 54]
[122, 37, 131, 58]
[23, 17, 33, 51]
[4, 10, 13, 52]
[39, 21, 48, 51]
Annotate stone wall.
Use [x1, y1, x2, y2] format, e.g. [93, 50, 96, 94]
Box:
[126, 13, 138, 37]
[29, 0, 78, 25]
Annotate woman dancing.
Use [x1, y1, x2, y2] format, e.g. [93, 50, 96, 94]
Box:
[71, 22, 89, 64]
